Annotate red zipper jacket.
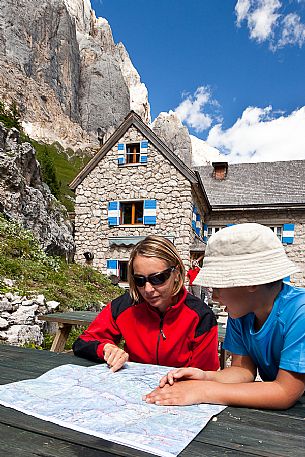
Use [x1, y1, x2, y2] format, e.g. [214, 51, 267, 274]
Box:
[73, 287, 219, 371]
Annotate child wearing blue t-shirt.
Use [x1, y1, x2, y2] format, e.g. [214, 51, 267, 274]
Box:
[143, 223, 305, 410]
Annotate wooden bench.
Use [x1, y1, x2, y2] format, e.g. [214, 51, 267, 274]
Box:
[38, 311, 98, 352]
[38, 310, 229, 367]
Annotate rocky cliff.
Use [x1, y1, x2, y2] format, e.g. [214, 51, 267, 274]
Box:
[0, 0, 219, 164]
[0, 0, 150, 150]
[151, 111, 221, 167]
[0, 123, 74, 257]
[151, 112, 193, 168]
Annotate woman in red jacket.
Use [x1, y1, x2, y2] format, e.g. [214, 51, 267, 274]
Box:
[73, 235, 219, 373]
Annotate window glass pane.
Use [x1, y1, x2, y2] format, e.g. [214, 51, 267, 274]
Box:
[121, 202, 132, 224]
[268, 226, 282, 240]
[120, 201, 143, 224]
[207, 226, 225, 238]
[134, 201, 143, 223]
[118, 261, 128, 282]
[126, 143, 140, 163]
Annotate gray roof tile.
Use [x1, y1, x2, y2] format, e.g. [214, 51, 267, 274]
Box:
[195, 160, 305, 208]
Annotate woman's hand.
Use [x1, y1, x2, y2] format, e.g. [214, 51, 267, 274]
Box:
[103, 343, 129, 372]
[159, 367, 207, 387]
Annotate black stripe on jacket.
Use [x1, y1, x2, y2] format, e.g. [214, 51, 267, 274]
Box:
[184, 293, 218, 338]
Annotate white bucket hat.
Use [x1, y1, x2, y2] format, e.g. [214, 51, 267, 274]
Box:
[193, 223, 299, 288]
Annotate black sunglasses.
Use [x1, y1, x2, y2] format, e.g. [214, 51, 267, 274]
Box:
[133, 266, 176, 287]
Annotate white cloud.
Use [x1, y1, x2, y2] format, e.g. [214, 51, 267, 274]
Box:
[235, 0, 305, 48]
[235, 0, 251, 22]
[278, 13, 305, 47]
[174, 86, 220, 133]
[207, 105, 305, 163]
[235, 0, 281, 42]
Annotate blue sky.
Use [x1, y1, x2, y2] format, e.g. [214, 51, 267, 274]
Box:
[91, 0, 305, 162]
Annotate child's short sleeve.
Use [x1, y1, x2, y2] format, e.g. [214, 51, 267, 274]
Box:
[279, 304, 305, 373]
[223, 316, 250, 356]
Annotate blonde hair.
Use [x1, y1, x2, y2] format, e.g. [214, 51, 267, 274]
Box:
[128, 235, 185, 302]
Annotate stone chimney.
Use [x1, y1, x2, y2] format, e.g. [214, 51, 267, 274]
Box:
[212, 162, 228, 180]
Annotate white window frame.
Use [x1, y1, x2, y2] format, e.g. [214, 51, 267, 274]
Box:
[268, 225, 283, 241]
[207, 226, 225, 239]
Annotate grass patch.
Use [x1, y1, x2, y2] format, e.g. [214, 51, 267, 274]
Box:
[0, 215, 121, 311]
[31, 140, 91, 212]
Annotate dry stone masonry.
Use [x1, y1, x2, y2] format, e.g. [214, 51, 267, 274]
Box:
[0, 292, 59, 346]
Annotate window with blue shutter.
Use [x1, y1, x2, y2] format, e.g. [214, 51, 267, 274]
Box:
[108, 200, 157, 225]
[203, 224, 208, 242]
[108, 201, 120, 226]
[192, 206, 197, 231]
[282, 224, 295, 244]
[192, 206, 202, 236]
[117, 141, 149, 165]
[117, 143, 126, 165]
[196, 212, 201, 236]
[106, 259, 119, 276]
[143, 200, 157, 225]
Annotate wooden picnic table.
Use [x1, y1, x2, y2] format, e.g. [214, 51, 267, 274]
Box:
[38, 311, 229, 368]
[0, 344, 304, 457]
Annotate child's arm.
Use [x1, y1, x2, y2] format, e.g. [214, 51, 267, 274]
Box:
[144, 355, 305, 409]
[159, 354, 256, 386]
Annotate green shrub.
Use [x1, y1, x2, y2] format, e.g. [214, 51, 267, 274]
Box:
[0, 100, 22, 131]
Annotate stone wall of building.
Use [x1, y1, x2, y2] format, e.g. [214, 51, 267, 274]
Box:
[74, 125, 195, 272]
[207, 209, 305, 286]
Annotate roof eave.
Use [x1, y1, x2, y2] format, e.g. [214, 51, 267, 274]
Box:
[194, 170, 212, 213]
[210, 203, 305, 211]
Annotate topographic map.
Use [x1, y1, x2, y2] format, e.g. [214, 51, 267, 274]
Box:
[0, 362, 226, 457]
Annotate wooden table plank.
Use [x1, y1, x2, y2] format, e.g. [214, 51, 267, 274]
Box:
[194, 404, 305, 457]
[38, 311, 98, 326]
[0, 423, 115, 457]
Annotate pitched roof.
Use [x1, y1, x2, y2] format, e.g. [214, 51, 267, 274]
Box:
[195, 160, 305, 210]
[70, 111, 199, 190]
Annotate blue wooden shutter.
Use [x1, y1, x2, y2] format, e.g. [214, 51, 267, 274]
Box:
[117, 143, 126, 165]
[107, 259, 119, 276]
[108, 201, 120, 225]
[192, 206, 197, 231]
[282, 224, 294, 244]
[143, 200, 157, 224]
[140, 140, 148, 163]
[196, 212, 201, 236]
[203, 224, 208, 242]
